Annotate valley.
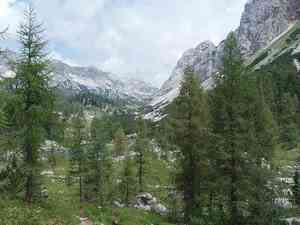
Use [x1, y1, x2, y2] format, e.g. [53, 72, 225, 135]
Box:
[1, 0, 300, 225]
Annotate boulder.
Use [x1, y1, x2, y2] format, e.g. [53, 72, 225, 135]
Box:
[152, 203, 168, 216]
[274, 197, 293, 209]
[134, 193, 168, 216]
[284, 218, 300, 225]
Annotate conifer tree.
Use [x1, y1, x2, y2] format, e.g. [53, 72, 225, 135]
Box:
[167, 68, 211, 224]
[113, 128, 128, 156]
[211, 33, 277, 225]
[69, 109, 87, 202]
[12, 6, 54, 203]
[119, 150, 136, 206]
[134, 118, 149, 193]
[279, 93, 300, 149]
[293, 158, 300, 206]
[85, 116, 113, 205]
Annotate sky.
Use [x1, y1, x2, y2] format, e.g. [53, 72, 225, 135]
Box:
[0, 0, 248, 87]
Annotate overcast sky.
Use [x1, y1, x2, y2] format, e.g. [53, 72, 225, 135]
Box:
[0, 0, 248, 87]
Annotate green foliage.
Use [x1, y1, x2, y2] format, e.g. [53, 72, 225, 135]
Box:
[294, 166, 300, 205]
[113, 127, 128, 156]
[278, 93, 300, 149]
[5, 6, 55, 203]
[210, 33, 278, 225]
[119, 151, 136, 206]
[83, 116, 114, 205]
[68, 109, 88, 202]
[167, 67, 211, 224]
[134, 118, 150, 193]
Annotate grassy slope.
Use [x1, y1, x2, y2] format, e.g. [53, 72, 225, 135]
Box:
[0, 150, 174, 225]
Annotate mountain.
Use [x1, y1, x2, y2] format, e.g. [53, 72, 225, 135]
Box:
[146, 0, 300, 121]
[0, 55, 158, 106]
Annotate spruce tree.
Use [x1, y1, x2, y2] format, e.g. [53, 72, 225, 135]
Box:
[12, 6, 54, 203]
[167, 67, 211, 224]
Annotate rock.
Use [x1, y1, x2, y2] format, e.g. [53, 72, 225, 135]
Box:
[148, 41, 218, 114]
[152, 203, 168, 216]
[134, 193, 168, 216]
[41, 170, 54, 176]
[113, 200, 125, 208]
[277, 177, 295, 185]
[80, 217, 94, 225]
[41, 187, 49, 199]
[292, 218, 300, 225]
[238, 0, 291, 57]
[274, 197, 293, 208]
[147, 0, 299, 120]
[284, 218, 300, 225]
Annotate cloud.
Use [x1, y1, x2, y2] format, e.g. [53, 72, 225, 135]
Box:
[0, 0, 22, 34]
[0, 0, 248, 87]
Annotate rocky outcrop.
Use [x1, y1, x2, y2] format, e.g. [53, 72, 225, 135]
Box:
[147, 41, 220, 115]
[148, 0, 300, 119]
[238, 0, 291, 57]
[288, 0, 300, 20]
[134, 193, 168, 216]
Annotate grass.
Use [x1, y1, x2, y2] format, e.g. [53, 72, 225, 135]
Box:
[273, 145, 300, 170]
[0, 149, 174, 225]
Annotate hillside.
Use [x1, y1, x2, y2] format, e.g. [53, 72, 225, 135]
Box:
[146, 0, 300, 120]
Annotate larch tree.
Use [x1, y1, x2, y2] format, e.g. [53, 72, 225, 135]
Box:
[86, 116, 113, 205]
[119, 147, 136, 206]
[69, 109, 87, 202]
[134, 118, 149, 193]
[13, 6, 54, 203]
[113, 127, 128, 156]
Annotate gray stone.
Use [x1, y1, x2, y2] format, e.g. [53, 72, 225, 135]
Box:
[134, 193, 168, 216]
[148, 0, 299, 120]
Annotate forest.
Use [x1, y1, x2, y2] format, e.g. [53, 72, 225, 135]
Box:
[0, 6, 300, 225]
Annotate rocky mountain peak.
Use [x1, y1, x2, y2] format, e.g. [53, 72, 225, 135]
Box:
[195, 40, 216, 51]
[238, 0, 291, 57]
[147, 0, 300, 120]
[0, 55, 158, 105]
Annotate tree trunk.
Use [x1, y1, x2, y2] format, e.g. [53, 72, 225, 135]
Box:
[25, 136, 34, 204]
[138, 153, 143, 192]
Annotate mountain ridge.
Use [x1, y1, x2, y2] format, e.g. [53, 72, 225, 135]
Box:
[146, 0, 300, 121]
[0, 53, 158, 106]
